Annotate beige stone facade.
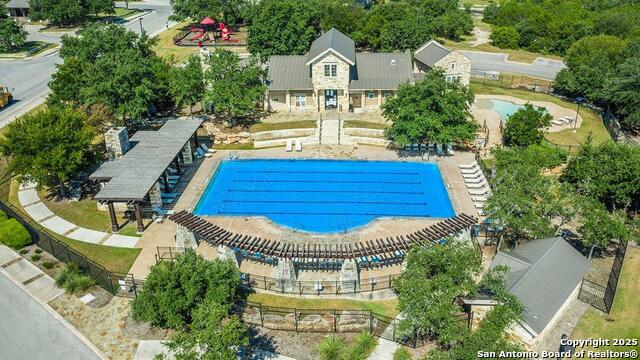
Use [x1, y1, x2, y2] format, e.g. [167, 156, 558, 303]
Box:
[434, 50, 472, 86]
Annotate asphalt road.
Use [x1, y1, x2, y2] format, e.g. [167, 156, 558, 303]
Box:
[461, 50, 565, 80]
[0, 1, 173, 127]
[0, 270, 103, 360]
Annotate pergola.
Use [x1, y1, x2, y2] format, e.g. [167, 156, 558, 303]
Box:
[90, 119, 203, 233]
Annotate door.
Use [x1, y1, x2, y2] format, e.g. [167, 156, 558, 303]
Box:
[324, 90, 338, 109]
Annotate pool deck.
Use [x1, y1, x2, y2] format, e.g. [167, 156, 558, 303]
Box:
[129, 146, 478, 280]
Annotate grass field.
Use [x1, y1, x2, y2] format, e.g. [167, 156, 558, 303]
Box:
[0, 41, 57, 58]
[344, 120, 389, 130]
[250, 121, 317, 132]
[471, 83, 611, 148]
[572, 246, 640, 353]
[247, 292, 399, 318]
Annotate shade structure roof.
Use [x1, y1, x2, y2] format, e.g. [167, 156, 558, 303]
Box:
[90, 118, 203, 202]
[200, 17, 215, 25]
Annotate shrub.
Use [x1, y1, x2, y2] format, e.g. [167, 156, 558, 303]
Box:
[0, 218, 32, 249]
[393, 347, 412, 360]
[42, 261, 55, 269]
[503, 103, 552, 147]
[31, 254, 41, 262]
[55, 263, 94, 294]
[490, 26, 520, 49]
[34, 248, 42, 254]
[0, 210, 8, 222]
[344, 332, 378, 360]
[317, 335, 346, 360]
[19, 248, 29, 255]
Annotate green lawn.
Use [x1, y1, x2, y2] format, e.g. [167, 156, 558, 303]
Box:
[471, 83, 611, 148]
[344, 120, 389, 130]
[247, 292, 399, 318]
[250, 120, 317, 132]
[572, 246, 640, 353]
[214, 142, 254, 150]
[0, 41, 57, 57]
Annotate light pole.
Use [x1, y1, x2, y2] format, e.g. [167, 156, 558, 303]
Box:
[139, 18, 143, 35]
[573, 97, 585, 133]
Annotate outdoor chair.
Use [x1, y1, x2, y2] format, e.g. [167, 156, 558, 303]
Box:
[464, 175, 487, 183]
[436, 144, 444, 156]
[295, 139, 302, 151]
[466, 180, 490, 188]
[463, 172, 485, 180]
[468, 187, 491, 196]
[286, 139, 293, 152]
[460, 166, 481, 174]
[445, 143, 455, 156]
[459, 161, 479, 169]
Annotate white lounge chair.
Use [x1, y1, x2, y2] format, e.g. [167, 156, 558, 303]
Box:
[460, 167, 482, 175]
[295, 139, 302, 152]
[551, 119, 565, 126]
[445, 143, 455, 156]
[459, 162, 479, 169]
[468, 188, 491, 196]
[474, 201, 485, 209]
[463, 172, 485, 180]
[471, 195, 489, 202]
[286, 139, 293, 152]
[200, 144, 215, 156]
[466, 180, 490, 188]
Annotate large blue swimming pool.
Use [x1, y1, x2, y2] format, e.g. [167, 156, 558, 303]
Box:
[194, 159, 455, 233]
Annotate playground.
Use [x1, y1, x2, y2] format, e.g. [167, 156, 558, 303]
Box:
[172, 17, 247, 47]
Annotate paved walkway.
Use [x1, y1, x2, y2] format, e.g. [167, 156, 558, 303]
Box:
[0, 245, 105, 359]
[18, 182, 139, 248]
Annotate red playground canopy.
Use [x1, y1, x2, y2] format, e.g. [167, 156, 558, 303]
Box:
[200, 17, 215, 25]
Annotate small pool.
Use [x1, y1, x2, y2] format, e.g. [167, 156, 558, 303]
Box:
[194, 159, 455, 233]
[476, 99, 524, 120]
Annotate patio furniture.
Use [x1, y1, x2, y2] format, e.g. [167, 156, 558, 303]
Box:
[463, 172, 485, 180]
[460, 167, 481, 175]
[466, 180, 490, 188]
[436, 144, 444, 156]
[459, 161, 479, 169]
[286, 139, 293, 152]
[468, 187, 491, 196]
[295, 139, 302, 151]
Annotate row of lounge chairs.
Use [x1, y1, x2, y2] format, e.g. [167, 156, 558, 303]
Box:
[286, 139, 303, 152]
[550, 116, 574, 126]
[402, 143, 455, 156]
[193, 143, 215, 159]
[459, 161, 491, 213]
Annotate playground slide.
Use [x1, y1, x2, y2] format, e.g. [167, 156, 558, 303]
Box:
[190, 30, 205, 41]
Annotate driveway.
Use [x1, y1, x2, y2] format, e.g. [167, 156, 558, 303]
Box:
[0, 268, 104, 360]
[462, 50, 565, 80]
[0, 0, 173, 127]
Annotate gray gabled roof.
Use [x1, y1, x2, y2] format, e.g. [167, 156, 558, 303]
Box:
[90, 118, 203, 201]
[414, 40, 451, 68]
[305, 28, 356, 66]
[267, 56, 313, 90]
[6, 0, 29, 8]
[490, 237, 590, 334]
[350, 52, 414, 90]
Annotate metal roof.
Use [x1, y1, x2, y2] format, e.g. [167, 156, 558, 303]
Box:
[350, 52, 414, 90]
[490, 237, 590, 334]
[414, 40, 451, 68]
[305, 28, 356, 65]
[267, 56, 313, 90]
[5, 0, 29, 8]
[90, 118, 203, 201]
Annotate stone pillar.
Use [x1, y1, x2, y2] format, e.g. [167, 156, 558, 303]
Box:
[149, 181, 163, 209]
[377, 90, 382, 107]
[217, 245, 239, 267]
[339, 259, 359, 293]
[104, 127, 130, 160]
[273, 258, 296, 292]
[181, 141, 193, 164]
[175, 225, 198, 250]
[456, 228, 471, 241]
[286, 90, 291, 112]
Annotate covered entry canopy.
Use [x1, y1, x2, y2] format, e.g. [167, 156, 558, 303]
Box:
[90, 118, 203, 202]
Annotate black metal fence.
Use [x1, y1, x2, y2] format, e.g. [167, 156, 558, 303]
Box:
[578, 239, 628, 313]
[470, 70, 555, 94]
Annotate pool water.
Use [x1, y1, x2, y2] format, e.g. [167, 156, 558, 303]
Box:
[476, 99, 524, 120]
[194, 159, 455, 233]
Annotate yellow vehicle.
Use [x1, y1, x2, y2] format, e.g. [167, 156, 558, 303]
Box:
[0, 87, 13, 108]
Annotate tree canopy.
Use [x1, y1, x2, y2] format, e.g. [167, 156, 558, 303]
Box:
[0, 107, 94, 193]
[169, 55, 205, 115]
[574, 195, 628, 259]
[29, 0, 97, 26]
[202, 49, 265, 124]
[131, 251, 241, 329]
[395, 240, 481, 344]
[502, 103, 552, 147]
[247, 0, 320, 61]
[0, 5, 27, 52]
[48, 23, 168, 124]
[383, 71, 477, 146]
[169, 0, 247, 24]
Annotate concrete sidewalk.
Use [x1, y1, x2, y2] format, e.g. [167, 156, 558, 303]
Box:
[18, 182, 139, 248]
[0, 244, 63, 303]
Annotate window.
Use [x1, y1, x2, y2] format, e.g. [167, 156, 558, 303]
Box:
[295, 95, 307, 107]
[383, 92, 391, 98]
[367, 92, 375, 99]
[324, 63, 337, 77]
[273, 96, 279, 102]
[446, 75, 461, 83]
[451, 62, 456, 70]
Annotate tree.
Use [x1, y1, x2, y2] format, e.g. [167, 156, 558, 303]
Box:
[383, 70, 477, 147]
[607, 57, 640, 129]
[317, 0, 365, 36]
[169, 55, 205, 114]
[203, 49, 265, 124]
[395, 240, 481, 344]
[86, 0, 114, 19]
[561, 139, 640, 212]
[554, 35, 626, 102]
[0, 107, 93, 195]
[248, 0, 320, 61]
[502, 103, 552, 147]
[131, 251, 241, 329]
[49, 23, 165, 124]
[160, 299, 249, 360]
[490, 26, 520, 49]
[575, 196, 628, 259]
[29, 0, 88, 26]
[169, 0, 247, 24]
[0, 14, 27, 52]
[485, 146, 573, 241]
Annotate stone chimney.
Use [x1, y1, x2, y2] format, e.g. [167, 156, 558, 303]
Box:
[104, 127, 130, 160]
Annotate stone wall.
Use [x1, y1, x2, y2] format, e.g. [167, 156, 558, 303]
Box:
[252, 128, 316, 141]
[253, 135, 319, 148]
[241, 306, 375, 333]
[311, 52, 350, 91]
[435, 50, 471, 86]
[104, 127, 130, 160]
